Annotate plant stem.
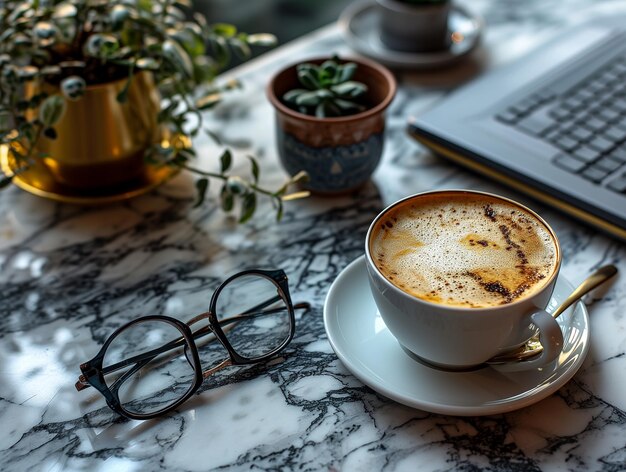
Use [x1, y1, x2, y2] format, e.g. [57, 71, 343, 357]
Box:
[179, 162, 279, 198]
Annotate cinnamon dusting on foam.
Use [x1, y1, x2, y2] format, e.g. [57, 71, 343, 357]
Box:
[370, 194, 558, 308]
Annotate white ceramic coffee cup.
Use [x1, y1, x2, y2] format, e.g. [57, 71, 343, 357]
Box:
[365, 190, 564, 370]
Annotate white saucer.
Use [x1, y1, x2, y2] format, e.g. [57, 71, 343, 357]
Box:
[323, 256, 590, 416]
[339, 2, 483, 69]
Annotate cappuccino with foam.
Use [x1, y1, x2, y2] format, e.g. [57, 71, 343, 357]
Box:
[370, 192, 558, 308]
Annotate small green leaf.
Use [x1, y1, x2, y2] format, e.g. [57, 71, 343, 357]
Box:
[247, 155, 259, 183]
[239, 192, 257, 223]
[84, 34, 120, 58]
[275, 198, 284, 221]
[193, 178, 209, 208]
[195, 93, 221, 110]
[220, 149, 232, 173]
[247, 33, 277, 47]
[230, 38, 251, 59]
[43, 127, 57, 140]
[110, 5, 131, 30]
[205, 129, 222, 145]
[221, 186, 234, 211]
[0, 111, 12, 132]
[136, 57, 160, 70]
[0, 174, 13, 189]
[60, 76, 86, 101]
[162, 39, 193, 77]
[39, 95, 66, 127]
[212, 23, 237, 37]
[227, 177, 246, 195]
[53, 3, 78, 19]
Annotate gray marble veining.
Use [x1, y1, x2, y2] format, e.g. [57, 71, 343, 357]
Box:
[1, 0, 626, 471]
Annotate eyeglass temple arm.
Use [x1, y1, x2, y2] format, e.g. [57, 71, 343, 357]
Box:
[75, 300, 310, 391]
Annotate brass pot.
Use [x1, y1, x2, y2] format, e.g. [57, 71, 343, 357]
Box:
[26, 71, 161, 189]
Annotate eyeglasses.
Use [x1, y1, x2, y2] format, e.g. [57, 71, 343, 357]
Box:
[75, 269, 310, 420]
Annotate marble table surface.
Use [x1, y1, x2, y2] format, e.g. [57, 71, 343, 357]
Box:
[2, 0, 626, 470]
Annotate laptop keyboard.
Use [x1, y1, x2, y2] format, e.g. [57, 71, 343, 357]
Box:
[496, 54, 626, 194]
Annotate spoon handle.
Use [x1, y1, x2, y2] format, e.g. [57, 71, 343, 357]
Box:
[486, 264, 618, 365]
[551, 264, 618, 319]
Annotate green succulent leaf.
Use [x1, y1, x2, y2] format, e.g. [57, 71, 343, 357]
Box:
[315, 103, 326, 118]
[39, 95, 66, 127]
[297, 68, 322, 90]
[334, 101, 366, 115]
[337, 62, 357, 83]
[330, 81, 368, 98]
[282, 89, 307, 103]
[295, 91, 322, 106]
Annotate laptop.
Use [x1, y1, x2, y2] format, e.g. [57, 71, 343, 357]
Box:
[408, 15, 626, 241]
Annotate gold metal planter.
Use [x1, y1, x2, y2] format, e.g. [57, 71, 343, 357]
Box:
[1, 72, 183, 204]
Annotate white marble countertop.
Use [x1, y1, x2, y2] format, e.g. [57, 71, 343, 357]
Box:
[1, 1, 626, 471]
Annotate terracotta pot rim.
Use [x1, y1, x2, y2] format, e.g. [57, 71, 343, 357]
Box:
[267, 56, 397, 124]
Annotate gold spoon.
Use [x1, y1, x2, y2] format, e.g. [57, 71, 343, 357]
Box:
[486, 264, 618, 365]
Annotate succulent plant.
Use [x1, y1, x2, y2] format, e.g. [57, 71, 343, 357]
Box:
[0, 0, 307, 222]
[282, 57, 369, 118]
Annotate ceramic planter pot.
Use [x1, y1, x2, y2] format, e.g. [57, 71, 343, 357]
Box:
[267, 57, 396, 193]
[377, 0, 451, 53]
[25, 71, 162, 189]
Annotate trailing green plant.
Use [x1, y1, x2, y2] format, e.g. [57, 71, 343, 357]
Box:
[282, 57, 368, 118]
[0, 0, 307, 222]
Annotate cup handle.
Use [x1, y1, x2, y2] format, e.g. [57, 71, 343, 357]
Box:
[492, 309, 564, 372]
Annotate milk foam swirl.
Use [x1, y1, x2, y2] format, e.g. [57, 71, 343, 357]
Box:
[370, 194, 558, 308]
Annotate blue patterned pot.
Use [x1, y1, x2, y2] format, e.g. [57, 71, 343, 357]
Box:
[267, 57, 396, 193]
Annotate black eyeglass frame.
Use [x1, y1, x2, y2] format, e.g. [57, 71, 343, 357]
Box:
[76, 269, 298, 420]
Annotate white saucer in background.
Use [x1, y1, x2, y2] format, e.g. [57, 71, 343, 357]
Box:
[339, 2, 483, 69]
[323, 256, 590, 416]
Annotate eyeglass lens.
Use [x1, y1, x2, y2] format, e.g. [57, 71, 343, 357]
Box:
[214, 273, 292, 360]
[102, 319, 197, 416]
